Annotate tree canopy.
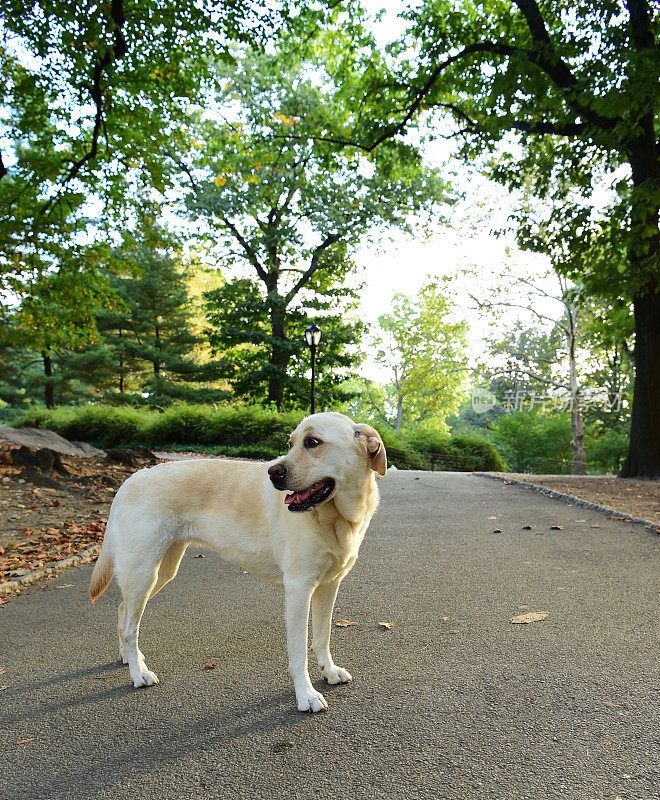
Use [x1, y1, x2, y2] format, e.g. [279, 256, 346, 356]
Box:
[337, 0, 658, 476]
[184, 43, 450, 407]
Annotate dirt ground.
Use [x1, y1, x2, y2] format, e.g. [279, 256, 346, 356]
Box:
[0, 448, 155, 590]
[497, 473, 660, 526]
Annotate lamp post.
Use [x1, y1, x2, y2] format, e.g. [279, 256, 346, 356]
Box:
[304, 323, 322, 414]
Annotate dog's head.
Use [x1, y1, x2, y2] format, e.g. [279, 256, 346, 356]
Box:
[267, 412, 387, 512]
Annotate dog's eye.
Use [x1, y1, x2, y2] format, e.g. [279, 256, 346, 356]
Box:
[304, 437, 321, 449]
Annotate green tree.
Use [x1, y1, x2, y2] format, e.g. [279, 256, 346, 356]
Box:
[0, 0, 273, 349]
[204, 277, 364, 408]
[373, 282, 468, 431]
[184, 44, 449, 408]
[7, 245, 117, 407]
[337, 1, 659, 476]
[105, 239, 216, 404]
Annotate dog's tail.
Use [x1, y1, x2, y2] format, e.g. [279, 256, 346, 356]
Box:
[89, 538, 114, 604]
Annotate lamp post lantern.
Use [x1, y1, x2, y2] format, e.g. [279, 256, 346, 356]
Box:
[304, 323, 322, 414]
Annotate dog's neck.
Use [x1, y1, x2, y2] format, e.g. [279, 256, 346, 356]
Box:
[312, 472, 379, 541]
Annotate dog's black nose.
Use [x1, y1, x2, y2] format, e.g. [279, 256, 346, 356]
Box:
[268, 464, 287, 485]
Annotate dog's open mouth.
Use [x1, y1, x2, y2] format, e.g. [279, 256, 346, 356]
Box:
[284, 478, 335, 512]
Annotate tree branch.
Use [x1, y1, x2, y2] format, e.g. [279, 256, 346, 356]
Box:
[39, 0, 127, 216]
[218, 215, 268, 282]
[285, 230, 343, 302]
[509, 119, 587, 137]
[165, 151, 199, 192]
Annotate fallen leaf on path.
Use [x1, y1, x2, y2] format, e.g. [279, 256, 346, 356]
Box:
[336, 619, 358, 627]
[0, 685, 7, 691]
[488, 516, 497, 520]
[522, 525, 532, 530]
[492, 529, 502, 533]
[272, 740, 294, 753]
[17, 739, 34, 744]
[511, 611, 549, 624]
[378, 622, 395, 630]
[194, 554, 205, 558]
[55, 584, 74, 589]
[550, 525, 565, 530]
[204, 664, 218, 669]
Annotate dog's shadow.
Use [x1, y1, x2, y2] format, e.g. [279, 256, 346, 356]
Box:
[1, 660, 136, 726]
[7, 666, 330, 800]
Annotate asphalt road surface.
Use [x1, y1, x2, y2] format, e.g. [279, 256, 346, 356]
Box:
[1, 471, 658, 800]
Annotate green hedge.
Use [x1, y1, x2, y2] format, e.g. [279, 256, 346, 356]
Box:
[14, 403, 505, 471]
[404, 429, 505, 471]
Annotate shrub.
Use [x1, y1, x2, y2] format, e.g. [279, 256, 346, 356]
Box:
[376, 427, 428, 470]
[12, 403, 505, 471]
[490, 411, 572, 473]
[450, 436, 505, 471]
[12, 403, 304, 455]
[405, 428, 505, 471]
[15, 404, 145, 447]
[585, 427, 629, 474]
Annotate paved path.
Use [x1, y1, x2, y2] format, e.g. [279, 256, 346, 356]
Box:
[1, 472, 658, 800]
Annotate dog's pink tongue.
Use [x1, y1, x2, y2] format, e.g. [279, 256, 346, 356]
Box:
[284, 487, 313, 505]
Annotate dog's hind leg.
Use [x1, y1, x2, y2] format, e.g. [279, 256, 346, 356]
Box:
[116, 556, 162, 688]
[312, 578, 352, 685]
[117, 541, 187, 670]
[148, 541, 188, 600]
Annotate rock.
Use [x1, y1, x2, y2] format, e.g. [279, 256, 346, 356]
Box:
[10, 445, 69, 475]
[105, 448, 157, 467]
[0, 425, 105, 458]
[14, 466, 63, 490]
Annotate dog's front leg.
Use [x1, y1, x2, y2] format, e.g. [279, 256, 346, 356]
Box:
[284, 577, 328, 712]
[312, 578, 352, 685]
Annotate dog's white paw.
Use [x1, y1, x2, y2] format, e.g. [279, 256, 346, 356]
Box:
[131, 668, 159, 688]
[297, 688, 329, 712]
[321, 665, 352, 685]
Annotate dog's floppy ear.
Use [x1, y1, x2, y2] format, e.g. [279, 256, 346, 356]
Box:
[354, 424, 387, 477]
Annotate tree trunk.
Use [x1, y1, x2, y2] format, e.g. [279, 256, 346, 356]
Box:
[395, 395, 404, 430]
[619, 288, 660, 477]
[153, 324, 161, 376]
[119, 329, 124, 393]
[568, 328, 586, 475]
[570, 393, 586, 475]
[268, 305, 289, 410]
[620, 136, 659, 478]
[42, 350, 54, 409]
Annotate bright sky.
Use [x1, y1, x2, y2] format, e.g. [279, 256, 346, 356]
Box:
[353, 149, 554, 381]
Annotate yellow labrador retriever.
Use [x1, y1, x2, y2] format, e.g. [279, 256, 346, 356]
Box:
[89, 412, 386, 712]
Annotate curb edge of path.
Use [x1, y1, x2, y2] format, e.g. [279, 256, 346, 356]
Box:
[1, 544, 100, 596]
[473, 471, 660, 534]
